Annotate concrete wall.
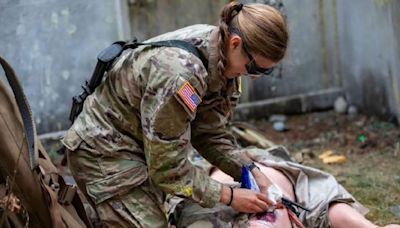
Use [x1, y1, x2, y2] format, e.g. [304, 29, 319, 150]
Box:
[0, 0, 130, 133]
[240, 0, 400, 122]
[128, 0, 228, 41]
[244, 0, 341, 103]
[336, 0, 400, 121]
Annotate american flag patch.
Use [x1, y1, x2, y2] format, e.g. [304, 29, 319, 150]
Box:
[177, 81, 201, 113]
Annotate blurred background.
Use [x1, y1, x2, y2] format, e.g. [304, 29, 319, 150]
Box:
[1, 0, 400, 224]
[1, 0, 399, 134]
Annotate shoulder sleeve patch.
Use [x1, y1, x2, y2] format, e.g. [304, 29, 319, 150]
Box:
[176, 81, 202, 113]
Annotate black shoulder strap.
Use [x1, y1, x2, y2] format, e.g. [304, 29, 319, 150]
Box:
[69, 39, 208, 124]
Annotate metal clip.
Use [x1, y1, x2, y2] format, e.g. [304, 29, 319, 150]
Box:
[58, 184, 77, 205]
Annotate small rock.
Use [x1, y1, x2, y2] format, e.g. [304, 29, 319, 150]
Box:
[269, 114, 287, 123]
[334, 96, 348, 114]
[312, 137, 322, 144]
[348, 105, 358, 116]
[272, 121, 287, 132]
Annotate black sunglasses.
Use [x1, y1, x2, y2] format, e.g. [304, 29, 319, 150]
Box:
[242, 43, 274, 77]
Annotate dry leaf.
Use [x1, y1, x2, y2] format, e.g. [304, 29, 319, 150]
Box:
[318, 150, 334, 159]
[322, 155, 347, 164]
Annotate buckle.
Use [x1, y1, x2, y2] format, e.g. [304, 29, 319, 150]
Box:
[58, 184, 77, 205]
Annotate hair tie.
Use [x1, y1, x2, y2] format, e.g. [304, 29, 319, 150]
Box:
[227, 186, 234, 206]
[236, 3, 243, 13]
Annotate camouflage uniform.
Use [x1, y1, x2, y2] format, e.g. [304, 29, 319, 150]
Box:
[62, 24, 247, 227]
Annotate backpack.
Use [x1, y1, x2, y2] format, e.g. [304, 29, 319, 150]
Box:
[0, 56, 91, 228]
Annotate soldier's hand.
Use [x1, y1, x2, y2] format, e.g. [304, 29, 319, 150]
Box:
[221, 186, 273, 213]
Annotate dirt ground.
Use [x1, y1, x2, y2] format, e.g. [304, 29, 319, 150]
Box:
[251, 111, 400, 225]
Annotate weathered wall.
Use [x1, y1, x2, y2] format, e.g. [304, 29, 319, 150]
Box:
[237, 0, 344, 119]
[128, 0, 228, 41]
[1, 0, 399, 134]
[240, 0, 400, 122]
[0, 0, 130, 133]
[244, 0, 341, 103]
[336, 0, 400, 121]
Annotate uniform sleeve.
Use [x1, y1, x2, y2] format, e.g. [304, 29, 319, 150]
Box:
[191, 87, 250, 182]
[140, 47, 222, 208]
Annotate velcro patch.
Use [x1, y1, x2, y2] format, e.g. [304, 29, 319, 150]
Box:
[176, 81, 201, 113]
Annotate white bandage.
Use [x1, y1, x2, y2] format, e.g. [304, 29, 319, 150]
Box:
[267, 184, 283, 205]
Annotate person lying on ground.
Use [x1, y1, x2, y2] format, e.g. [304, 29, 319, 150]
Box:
[168, 147, 400, 228]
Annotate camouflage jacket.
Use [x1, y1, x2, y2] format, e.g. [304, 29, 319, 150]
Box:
[63, 24, 246, 208]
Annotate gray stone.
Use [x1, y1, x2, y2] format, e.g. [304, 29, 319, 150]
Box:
[334, 96, 348, 114]
[348, 105, 358, 116]
[272, 121, 287, 132]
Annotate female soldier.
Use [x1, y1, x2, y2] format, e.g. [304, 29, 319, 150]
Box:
[62, 1, 286, 227]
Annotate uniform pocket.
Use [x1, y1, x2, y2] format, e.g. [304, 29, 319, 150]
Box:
[86, 164, 148, 205]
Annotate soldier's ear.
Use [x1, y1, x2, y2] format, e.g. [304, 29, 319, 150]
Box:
[229, 34, 242, 49]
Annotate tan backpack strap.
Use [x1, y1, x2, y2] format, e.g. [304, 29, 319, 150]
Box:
[38, 166, 87, 228]
[58, 177, 93, 228]
[42, 183, 86, 228]
[39, 175, 64, 227]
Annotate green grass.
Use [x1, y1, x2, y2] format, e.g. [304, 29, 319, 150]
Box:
[254, 112, 400, 225]
[305, 148, 400, 225]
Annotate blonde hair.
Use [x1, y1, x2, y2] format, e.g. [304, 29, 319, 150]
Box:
[217, 1, 289, 76]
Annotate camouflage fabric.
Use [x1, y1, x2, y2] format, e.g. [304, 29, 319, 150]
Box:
[63, 24, 247, 227]
[66, 137, 167, 227]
